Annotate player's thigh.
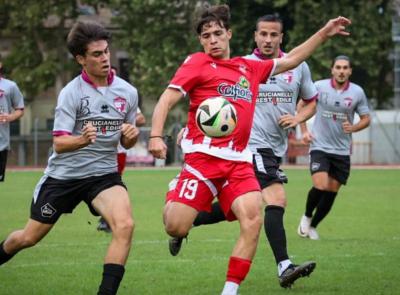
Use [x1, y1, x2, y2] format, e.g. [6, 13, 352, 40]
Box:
[262, 183, 286, 207]
[163, 201, 199, 234]
[231, 191, 262, 225]
[91, 185, 132, 225]
[310, 150, 330, 190]
[311, 172, 330, 190]
[326, 177, 342, 192]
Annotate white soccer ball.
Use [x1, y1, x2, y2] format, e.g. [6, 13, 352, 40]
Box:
[195, 96, 237, 138]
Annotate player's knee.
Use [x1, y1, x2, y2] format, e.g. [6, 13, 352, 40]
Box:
[164, 221, 188, 238]
[242, 211, 263, 233]
[20, 234, 40, 248]
[266, 195, 287, 208]
[113, 217, 134, 236]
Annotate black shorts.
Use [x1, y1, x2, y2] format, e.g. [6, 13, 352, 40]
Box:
[0, 149, 8, 182]
[31, 173, 127, 224]
[252, 148, 288, 189]
[309, 150, 350, 185]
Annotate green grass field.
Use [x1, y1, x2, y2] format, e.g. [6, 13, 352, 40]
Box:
[0, 168, 399, 295]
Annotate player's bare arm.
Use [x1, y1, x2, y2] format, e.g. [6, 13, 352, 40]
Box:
[342, 114, 370, 134]
[274, 16, 351, 75]
[0, 109, 24, 124]
[148, 88, 183, 159]
[278, 99, 316, 129]
[53, 122, 97, 153]
[120, 123, 140, 149]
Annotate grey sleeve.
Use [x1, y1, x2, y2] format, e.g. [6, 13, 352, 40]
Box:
[11, 83, 24, 109]
[125, 87, 138, 126]
[299, 63, 318, 101]
[53, 88, 77, 133]
[356, 88, 370, 116]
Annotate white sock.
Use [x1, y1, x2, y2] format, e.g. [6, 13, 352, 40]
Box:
[278, 259, 292, 276]
[221, 281, 239, 295]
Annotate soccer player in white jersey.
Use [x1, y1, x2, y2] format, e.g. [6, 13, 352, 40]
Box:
[297, 55, 370, 240]
[149, 4, 350, 294]
[169, 14, 318, 288]
[0, 54, 24, 182]
[0, 22, 139, 295]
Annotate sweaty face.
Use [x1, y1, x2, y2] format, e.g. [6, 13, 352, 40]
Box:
[254, 21, 283, 59]
[331, 59, 352, 85]
[77, 40, 110, 80]
[199, 21, 232, 60]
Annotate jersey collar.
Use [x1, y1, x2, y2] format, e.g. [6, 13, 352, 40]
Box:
[330, 78, 350, 91]
[253, 48, 284, 60]
[81, 70, 114, 88]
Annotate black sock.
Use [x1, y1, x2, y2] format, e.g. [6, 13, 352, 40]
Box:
[264, 206, 289, 265]
[305, 187, 325, 217]
[98, 264, 125, 295]
[0, 241, 15, 266]
[193, 202, 226, 226]
[310, 191, 338, 228]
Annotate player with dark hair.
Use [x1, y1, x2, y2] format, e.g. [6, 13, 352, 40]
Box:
[169, 13, 318, 288]
[0, 54, 24, 182]
[149, 4, 350, 294]
[0, 21, 140, 295]
[297, 55, 370, 240]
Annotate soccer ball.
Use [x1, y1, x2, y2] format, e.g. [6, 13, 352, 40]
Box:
[195, 96, 237, 137]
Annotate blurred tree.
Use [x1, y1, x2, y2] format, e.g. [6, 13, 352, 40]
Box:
[0, 0, 80, 101]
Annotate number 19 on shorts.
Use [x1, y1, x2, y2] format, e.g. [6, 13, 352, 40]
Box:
[178, 179, 198, 200]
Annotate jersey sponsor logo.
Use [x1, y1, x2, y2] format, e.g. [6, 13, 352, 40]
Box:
[217, 76, 252, 102]
[256, 91, 294, 105]
[77, 97, 91, 117]
[322, 110, 347, 121]
[41, 203, 57, 218]
[82, 119, 123, 134]
[114, 97, 127, 113]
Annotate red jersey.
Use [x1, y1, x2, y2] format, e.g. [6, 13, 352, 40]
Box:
[169, 52, 276, 162]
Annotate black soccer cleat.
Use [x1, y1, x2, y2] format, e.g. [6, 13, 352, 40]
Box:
[168, 236, 187, 256]
[279, 261, 316, 288]
[97, 217, 112, 233]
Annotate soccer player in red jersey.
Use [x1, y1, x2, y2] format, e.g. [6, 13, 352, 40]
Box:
[149, 4, 350, 295]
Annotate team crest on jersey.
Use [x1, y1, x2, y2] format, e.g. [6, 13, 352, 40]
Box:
[217, 76, 252, 102]
[344, 97, 353, 107]
[114, 97, 127, 112]
[282, 71, 293, 83]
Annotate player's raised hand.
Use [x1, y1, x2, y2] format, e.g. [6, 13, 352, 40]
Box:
[342, 119, 353, 134]
[148, 136, 167, 159]
[82, 122, 97, 144]
[121, 123, 140, 141]
[278, 114, 300, 129]
[319, 16, 351, 39]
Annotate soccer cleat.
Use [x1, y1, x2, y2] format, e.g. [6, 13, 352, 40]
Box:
[279, 261, 316, 288]
[308, 227, 320, 240]
[97, 217, 112, 233]
[168, 236, 187, 256]
[297, 215, 312, 238]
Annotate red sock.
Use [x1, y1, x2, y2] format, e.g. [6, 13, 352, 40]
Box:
[226, 256, 252, 284]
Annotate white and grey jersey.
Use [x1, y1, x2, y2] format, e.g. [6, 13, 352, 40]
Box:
[44, 74, 138, 179]
[0, 78, 24, 151]
[246, 53, 317, 157]
[310, 79, 370, 155]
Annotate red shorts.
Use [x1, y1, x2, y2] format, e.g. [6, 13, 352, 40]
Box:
[166, 153, 260, 221]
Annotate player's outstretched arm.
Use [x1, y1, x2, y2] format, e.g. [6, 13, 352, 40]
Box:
[274, 16, 351, 75]
[148, 88, 183, 159]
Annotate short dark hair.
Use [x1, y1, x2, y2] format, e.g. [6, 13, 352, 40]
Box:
[332, 55, 352, 68]
[67, 21, 111, 57]
[255, 14, 284, 32]
[195, 4, 230, 35]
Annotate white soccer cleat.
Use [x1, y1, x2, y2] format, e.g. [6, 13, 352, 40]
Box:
[297, 215, 311, 237]
[308, 227, 320, 240]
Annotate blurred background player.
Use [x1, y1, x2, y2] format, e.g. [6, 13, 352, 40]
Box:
[0, 21, 140, 295]
[149, 3, 350, 294]
[169, 14, 318, 288]
[297, 55, 370, 240]
[0, 54, 25, 182]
